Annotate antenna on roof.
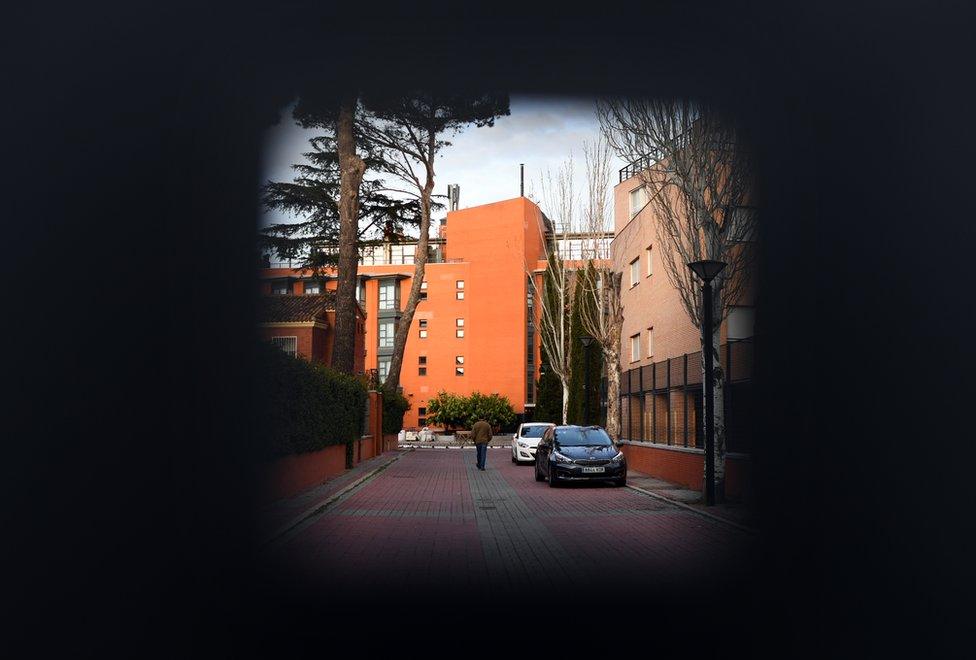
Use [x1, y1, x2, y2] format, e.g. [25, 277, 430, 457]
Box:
[447, 184, 460, 211]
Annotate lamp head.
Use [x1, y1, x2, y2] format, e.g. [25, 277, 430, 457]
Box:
[687, 260, 727, 283]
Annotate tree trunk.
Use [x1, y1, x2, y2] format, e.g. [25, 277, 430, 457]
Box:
[383, 174, 433, 393]
[561, 380, 569, 425]
[332, 94, 365, 374]
[604, 345, 621, 441]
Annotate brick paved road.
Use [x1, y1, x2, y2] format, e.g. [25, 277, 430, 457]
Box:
[266, 447, 756, 608]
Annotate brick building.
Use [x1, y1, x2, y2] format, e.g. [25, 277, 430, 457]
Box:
[259, 196, 588, 430]
[612, 160, 756, 499]
[257, 291, 366, 372]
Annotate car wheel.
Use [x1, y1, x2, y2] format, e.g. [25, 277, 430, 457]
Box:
[535, 462, 545, 482]
[511, 450, 516, 463]
[547, 464, 559, 488]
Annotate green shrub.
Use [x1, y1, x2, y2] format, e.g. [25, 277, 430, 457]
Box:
[426, 390, 516, 430]
[382, 390, 411, 434]
[254, 342, 367, 459]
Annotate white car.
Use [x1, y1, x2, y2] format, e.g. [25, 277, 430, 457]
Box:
[511, 422, 556, 464]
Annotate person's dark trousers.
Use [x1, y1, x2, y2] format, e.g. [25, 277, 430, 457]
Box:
[476, 443, 487, 470]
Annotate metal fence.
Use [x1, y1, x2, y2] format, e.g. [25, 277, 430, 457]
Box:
[618, 338, 754, 454]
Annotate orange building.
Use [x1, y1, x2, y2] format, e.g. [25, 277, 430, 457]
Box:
[259, 196, 555, 430]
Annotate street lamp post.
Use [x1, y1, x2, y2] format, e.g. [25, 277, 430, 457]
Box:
[580, 334, 594, 426]
[687, 259, 727, 507]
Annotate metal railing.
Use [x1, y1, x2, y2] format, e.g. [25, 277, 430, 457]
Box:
[618, 338, 754, 454]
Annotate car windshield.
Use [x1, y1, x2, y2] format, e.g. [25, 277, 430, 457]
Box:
[555, 428, 613, 447]
[519, 425, 551, 438]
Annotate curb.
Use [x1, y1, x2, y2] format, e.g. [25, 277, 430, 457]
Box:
[263, 449, 413, 545]
[625, 483, 758, 535]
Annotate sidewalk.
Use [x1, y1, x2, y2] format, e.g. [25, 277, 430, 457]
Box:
[626, 469, 758, 531]
[257, 449, 410, 542]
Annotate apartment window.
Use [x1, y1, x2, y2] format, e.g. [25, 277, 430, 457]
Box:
[418, 367, 427, 376]
[727, 306, 756, 339]
[647, 327, 654, 357]
[456, 329, 465, 338]
[455, 356, 464, 365]
[419, 329, 428, 339]
[419, 355, 427, 365]
[378, 357, 390, 383]
[456, 318, 464, 327]
[419, 319, 428, 329]
[378, 280, 396, 310]
[456, 366, 465, 376]
[629, 258, 640, 288]
[418, 407, 427, 426]
[356, 280, 365, 303]
[271, 280, 289, 295]
[645, 246, 653, 277]
[630, 333, 641, 362]
[456, 291, 465, 300]
[629, 185, 649, 219]
[304, 281, 321, 294]
[456, 280, 465, 289]
[420, 291, 428, 301]
[378, 320, 395, 349]
[421, 281, 428, 290]
[270, 336, 297, 357]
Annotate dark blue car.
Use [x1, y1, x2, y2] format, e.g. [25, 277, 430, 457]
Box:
[534, 425, 627, 487]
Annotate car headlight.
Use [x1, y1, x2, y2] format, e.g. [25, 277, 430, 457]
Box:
[552, 451, 574, 464]
[610, 451, 625, 463]
[517, 441, 529, 448]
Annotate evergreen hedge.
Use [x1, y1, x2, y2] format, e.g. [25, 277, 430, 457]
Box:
[425, 390, 516, 429]
[254, 342, 367, 459]
[382, 389, 411, 434]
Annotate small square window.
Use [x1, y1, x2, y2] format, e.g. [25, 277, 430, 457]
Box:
[456, 318, 464, 327]
[455, 356, 464, 365]
[419, 329, 428, 339]
[304, 282, 320, 294]
[456, 329, 464, 338]
[419, 319, 428, 329]
[421, 281, 428, 290]
[418, 367, 427, 376]
[455, 366, 465, 376]
[456, 280, 465, 289]
[420, 291, 428, 301]
[456, 291, 465, 300]
[271, 281, 289, 295]
[419, 355, 427, 365]
[418, 407, 427, 416]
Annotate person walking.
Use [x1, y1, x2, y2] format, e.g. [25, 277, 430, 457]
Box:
[470, 417, 493, 471]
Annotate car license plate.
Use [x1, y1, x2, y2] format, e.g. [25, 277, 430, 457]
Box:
[582, 466, 605, 473]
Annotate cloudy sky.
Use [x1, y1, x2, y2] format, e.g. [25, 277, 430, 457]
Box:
[260, 94, 627, 230]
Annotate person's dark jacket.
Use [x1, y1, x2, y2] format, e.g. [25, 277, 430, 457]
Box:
[470, 420, 492, 445]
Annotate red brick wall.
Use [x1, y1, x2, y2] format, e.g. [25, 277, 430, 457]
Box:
[622, 443, 750, 500]
[258, 326, 316, 361]
[263, 444, 347, 502]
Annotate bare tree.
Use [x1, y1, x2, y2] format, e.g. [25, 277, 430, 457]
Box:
[527, 157, 578, 424]
[597, 98, 757, 501]
[576, 138, 625, 440]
